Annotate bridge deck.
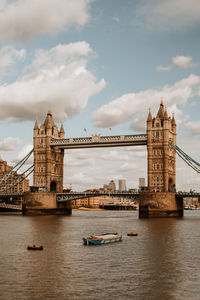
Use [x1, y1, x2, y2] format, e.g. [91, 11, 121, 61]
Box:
[51, 134, 147, 149]
[57, 191, 200, 202]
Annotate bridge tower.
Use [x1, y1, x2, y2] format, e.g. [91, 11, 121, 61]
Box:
[147, 99, 176, 192]
[33, 110, 64, 193]
[139, 100, 182, 218]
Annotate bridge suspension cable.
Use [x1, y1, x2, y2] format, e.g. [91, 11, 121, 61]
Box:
[0, 149, 33, 185]
[168, 142, 200, 174]
[0, 165, 34, 192]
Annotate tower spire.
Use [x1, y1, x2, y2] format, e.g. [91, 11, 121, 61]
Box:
[147, 108, 152, 121]
[34, 119, 39, 130]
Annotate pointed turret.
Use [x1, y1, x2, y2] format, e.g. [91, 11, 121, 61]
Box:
[34, 119, 39, 130]
[147, 108, 152, 122]
[60, 121, 65, 138]
[156, 99, 165, 120]
[164, 107, 168, 120]
[34, 119, 39, 136]
[172, 113, 176, 125]
[42, 110, 55, 129]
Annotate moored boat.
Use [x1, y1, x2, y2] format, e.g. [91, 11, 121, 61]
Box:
[127, 232, 138, 236]
[83, 233, 122, 245]
[27, 244, 43, 250]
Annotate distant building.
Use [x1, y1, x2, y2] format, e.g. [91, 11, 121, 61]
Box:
[139, 178, 145, 189]
[103, 184, 109, 189]
[0, 157, 29, 193]
[119, 179, 126, 191]
[108, 180, 116, 191]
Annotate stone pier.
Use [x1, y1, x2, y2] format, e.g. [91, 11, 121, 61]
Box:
[139, 192, 183, 218]
[22, 192, 71, 215]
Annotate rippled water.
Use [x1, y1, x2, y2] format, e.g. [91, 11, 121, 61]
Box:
[0, 210, 200, 300]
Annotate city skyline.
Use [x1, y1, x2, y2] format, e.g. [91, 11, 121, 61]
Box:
[0, 1, 199, 191]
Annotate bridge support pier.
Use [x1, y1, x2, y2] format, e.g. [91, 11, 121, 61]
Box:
[22, 192, 71, 215]
[139, 192, 183, 218]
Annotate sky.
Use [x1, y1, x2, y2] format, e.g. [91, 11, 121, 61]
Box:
[0, 0, 199, 191]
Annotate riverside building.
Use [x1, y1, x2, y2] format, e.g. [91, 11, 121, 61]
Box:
[0, 157, 29, 193]
[119, 179, 126, 191]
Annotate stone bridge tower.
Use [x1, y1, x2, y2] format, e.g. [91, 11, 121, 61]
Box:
[139, 100, 182, 218]
[147, 99, 176, 192]
[33, 111, 64, 193]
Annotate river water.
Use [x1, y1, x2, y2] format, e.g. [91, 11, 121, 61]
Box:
[0, 210, 200, 300]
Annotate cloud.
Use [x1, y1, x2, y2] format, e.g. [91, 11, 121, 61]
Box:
[134, 0, 200, 32]
[112, 16, 120, 23]
[0, 0, 92, 43]
[0, 137, 21, 151]
[156, 65, 173, 72]
[0, 46, 26, 78]
[172, 56, 198, 69]
[63, 147, 147, 191]
[157, 55, 198, 72]
[0, 42, 106, 122]
[176, 138, 200, 191]
[62, 138, 200, 192]
[185, 121, 200, 135]
[93, 74, 200, 130]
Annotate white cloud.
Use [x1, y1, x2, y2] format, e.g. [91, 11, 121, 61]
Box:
[112, 16, 120, 23]
[185, 121, 200, 135]
[172, 56, 198, 69]
[157, 55, 198, 72]
[64, 147, 147, 191]
[0, 42, 106, 122]
[134, 0, 200, 32]
[156, 65, 173, 72]
[0, 46, 26, 78]
[62, 138, 199, 192]
[93, 74, 200, 130]
[176, 138, 200, 191]
[0, 137, 21, 151]
[0, 0, 91, 43]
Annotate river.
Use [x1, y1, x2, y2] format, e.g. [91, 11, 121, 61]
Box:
[0, 210, 200, 300]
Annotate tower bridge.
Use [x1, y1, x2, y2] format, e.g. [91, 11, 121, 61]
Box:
[1, 100, 199, 217]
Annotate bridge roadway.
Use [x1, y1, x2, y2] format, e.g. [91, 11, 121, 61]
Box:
[56, 191, 200, 202]
[50, 134, 147, 149]
[0, 191, 199, 204]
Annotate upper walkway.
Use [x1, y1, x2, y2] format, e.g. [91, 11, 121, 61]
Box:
[50, 134, 147, 149]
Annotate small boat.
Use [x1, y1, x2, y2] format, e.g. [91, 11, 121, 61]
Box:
[83, 233, 122, 245]
[127, 232, 138, 236]
[27, 244, 43, 250]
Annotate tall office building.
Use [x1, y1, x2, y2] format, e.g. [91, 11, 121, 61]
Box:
[139, 178, 145, 188]
[108, 180, 116, 191]
[119, 179, 126, 191]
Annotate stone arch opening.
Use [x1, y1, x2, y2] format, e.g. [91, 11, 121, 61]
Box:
[168, 177, 175, 192]
[50, 181, 57, 192]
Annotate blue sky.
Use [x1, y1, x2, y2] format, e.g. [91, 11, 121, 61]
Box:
[0, 0, 199, 191]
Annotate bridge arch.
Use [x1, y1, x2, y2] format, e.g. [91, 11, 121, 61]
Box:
[50, 181, 57, 192]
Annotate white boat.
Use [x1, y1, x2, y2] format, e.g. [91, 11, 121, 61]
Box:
[83, 233, 122, 245]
